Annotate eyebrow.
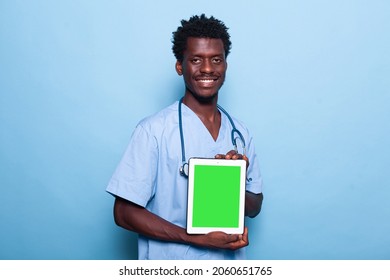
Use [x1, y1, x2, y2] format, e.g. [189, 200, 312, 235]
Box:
[188, 52, 225, 58]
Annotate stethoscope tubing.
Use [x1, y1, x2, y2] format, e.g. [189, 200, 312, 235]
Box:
[178, 97, 246, 177]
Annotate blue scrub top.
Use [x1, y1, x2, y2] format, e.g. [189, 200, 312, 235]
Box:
[106, 101, 263, 259]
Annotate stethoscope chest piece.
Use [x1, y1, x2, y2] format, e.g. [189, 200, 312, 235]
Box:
[179, 162, 189, 177]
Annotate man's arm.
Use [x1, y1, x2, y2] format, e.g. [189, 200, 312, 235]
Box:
[113, 196, 249, 250]
[245, 191, 263, 218]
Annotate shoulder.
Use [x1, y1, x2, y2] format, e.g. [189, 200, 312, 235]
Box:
[137, 101, 179, 133]
[230, 116, 249, 130]
[221, 109, 251, 136]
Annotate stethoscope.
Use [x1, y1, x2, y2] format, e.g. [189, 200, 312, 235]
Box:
[178, 97, 246, 177]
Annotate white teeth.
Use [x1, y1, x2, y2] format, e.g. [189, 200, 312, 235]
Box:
[199, 79, 214, 82]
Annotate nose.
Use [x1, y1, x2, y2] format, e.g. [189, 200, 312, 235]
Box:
[200, 59, 213, 73]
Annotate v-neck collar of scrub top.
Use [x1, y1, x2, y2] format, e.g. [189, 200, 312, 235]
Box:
[180, 101, 228, 146]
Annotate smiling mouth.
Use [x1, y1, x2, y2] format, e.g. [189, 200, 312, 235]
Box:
[196, 77, 219, 84]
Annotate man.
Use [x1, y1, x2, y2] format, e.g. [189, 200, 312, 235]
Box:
[106, 14, 263, 259]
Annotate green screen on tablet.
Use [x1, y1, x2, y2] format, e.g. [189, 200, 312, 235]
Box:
[186, 158, 246, 234]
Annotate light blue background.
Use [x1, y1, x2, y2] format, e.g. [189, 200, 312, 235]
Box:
[1, 0, 389, 260]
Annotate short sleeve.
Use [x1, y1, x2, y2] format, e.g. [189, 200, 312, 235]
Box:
[244, 133, 263, 194]
[106, 124, 158, 207]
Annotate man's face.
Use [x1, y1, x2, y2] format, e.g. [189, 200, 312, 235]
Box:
[176, 37, 227, 101]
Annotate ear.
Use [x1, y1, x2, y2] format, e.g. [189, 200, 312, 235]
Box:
[175, 60, 183, 76]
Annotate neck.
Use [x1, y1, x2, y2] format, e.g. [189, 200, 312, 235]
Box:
[182, 93, 219, 121]
[182, 93, 221, 141]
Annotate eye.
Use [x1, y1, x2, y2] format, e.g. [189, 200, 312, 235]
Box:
[212, 57, 223, 64]
[191, 58, 202, 64]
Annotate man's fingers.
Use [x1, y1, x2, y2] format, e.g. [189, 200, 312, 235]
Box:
[242, 226, 249, 244]
[215, 150, 238, 159]
[225, 150, 237, 159]
[215, 151, 249, 169]
[243, 155, 249, 168]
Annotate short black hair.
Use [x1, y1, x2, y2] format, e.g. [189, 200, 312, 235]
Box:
[172, 14, 232, 62]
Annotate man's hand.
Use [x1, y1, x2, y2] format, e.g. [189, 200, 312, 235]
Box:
[196, 227, 249, 250]
[215, 150, 249, 169]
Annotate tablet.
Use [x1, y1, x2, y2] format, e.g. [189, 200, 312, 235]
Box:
[186, 158, 247, 234]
